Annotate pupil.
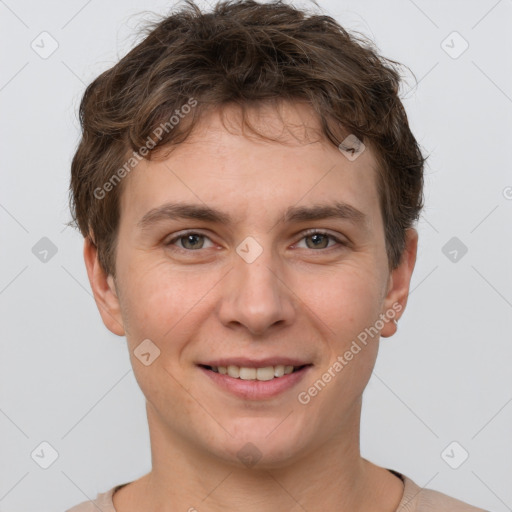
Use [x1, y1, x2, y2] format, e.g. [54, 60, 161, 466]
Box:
[309, 234, 327, 248]
[185, 234, 202, 249]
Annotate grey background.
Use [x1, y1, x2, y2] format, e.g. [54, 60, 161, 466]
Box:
[1, 0, 511, 510]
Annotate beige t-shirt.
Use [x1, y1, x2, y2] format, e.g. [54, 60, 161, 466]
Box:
[66, 470, 489, 512]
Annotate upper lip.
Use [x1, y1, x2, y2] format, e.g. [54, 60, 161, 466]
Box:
[198, 358, 312, 368]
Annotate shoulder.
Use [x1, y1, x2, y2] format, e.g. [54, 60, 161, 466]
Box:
[397, 473, 490, 512]
[65, 483, 127, 512]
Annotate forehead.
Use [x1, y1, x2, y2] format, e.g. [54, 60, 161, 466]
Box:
[119, 101, 381, 230]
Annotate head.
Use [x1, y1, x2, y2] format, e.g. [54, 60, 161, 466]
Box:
[70, 0, 425, 468]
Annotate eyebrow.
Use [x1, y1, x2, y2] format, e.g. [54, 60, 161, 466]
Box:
[137, 201, 369, 231]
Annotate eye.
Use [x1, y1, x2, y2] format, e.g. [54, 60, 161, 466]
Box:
[165, 231, 215, 251]
[165, 229, 346, 252]
[295, 229, 346, 250]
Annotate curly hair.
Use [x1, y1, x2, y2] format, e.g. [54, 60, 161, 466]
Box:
[68, 0, 426, 277]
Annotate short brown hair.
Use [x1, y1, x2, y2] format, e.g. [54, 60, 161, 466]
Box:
[68, 0, 426, 277]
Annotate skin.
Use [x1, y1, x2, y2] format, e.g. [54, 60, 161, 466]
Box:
[84, 100, 418, 512]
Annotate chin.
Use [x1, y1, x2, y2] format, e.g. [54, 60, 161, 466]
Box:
[208, 419, 310, 470]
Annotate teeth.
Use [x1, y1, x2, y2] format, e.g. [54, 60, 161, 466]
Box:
[210, 364, 302, 381]
[227, 365, 240, 378]
[239, 367, 256, 380]
[274, 365, 285, 377]
[256, 367, 275, 381]
[284, 365, 294, 375]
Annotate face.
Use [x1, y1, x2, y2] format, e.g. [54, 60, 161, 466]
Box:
[85, 100, 417, 470]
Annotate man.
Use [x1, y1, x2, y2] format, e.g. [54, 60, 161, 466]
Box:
[66, 1, 489, 510]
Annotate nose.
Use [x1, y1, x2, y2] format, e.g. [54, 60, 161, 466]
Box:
[217, 245, 296, 336]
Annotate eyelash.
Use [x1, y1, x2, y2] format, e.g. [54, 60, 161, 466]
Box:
[165, 229, 347, 252]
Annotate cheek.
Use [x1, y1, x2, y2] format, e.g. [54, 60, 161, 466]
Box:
[116, 258, 174, 339]
[301, 262, 385, 333]
[117, 257, 214, 345]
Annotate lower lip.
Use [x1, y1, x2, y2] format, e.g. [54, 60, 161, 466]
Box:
[199, 365, 312, 400]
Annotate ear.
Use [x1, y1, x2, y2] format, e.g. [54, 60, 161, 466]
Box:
[83, 236, 125, 336]
[380, 228, 418, 338]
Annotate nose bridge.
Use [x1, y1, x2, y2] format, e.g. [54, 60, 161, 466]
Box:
[218, 237, 295, 335]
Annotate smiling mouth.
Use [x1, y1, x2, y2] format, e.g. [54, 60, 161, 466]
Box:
[199, 364, 310, 381]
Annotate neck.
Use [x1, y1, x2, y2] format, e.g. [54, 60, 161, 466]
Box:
[114, 401, 404, 512]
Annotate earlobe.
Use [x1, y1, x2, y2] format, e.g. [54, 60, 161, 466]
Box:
[83, 236, 125, 337]
[380, 228, 418, 338]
